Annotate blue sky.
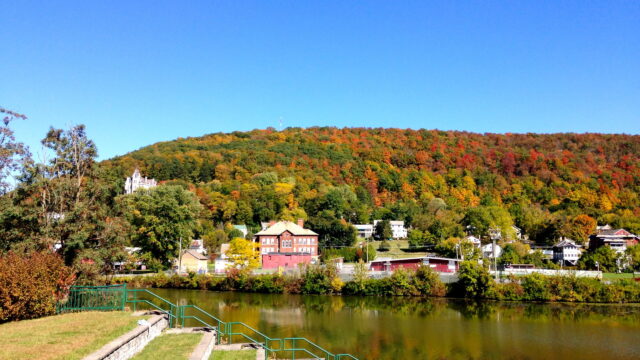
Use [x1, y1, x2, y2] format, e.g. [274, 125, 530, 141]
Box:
[1, 1, 639, 160]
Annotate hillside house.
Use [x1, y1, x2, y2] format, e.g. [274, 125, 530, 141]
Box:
[589, 228, 639, 254]
[354, 224, 374, 239]
[465, 235, 482, 248]
[373, 220, 408, 239]
[124, 168, 157, 194]
[189, 239, 206, 254]
[553, 239, 582, 266]
[482, 243, 502, 259]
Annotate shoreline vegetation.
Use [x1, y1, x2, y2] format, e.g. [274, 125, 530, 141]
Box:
[109, 262, 640, 304]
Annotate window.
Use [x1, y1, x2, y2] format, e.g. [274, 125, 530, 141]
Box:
[282, 240, 292, 248]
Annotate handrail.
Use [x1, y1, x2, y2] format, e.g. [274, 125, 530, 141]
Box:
[226, 321, 284, 350]
[64, 284, 358, 359]
[284, 337, 333, 360]
[336, 354, 359, 360]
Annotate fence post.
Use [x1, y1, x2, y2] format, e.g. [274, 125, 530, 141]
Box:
[121, 283, 127, 311]
[133, 291, 137, 312]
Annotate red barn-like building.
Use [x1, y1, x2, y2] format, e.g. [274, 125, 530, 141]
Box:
[369, 257, 462, 273]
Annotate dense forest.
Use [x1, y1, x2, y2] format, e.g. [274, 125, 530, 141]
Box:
[103, 127, 640, 247]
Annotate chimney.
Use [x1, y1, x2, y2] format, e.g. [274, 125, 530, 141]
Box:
[297, 218, 304, 228]
[268, 220, 276, 227]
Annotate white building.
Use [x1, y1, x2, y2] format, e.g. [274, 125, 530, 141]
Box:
[373, 220, 408, 239]
[465, 235, 482, 248]
[214, 243, 233, 273]
[124, 168, 157, 194]
[189, 239, 206, 254]
[482, 243, 502, 259]
[553, 239, 582, 266]
[354, 224, 374, 239]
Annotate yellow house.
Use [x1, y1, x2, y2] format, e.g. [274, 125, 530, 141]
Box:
[178, 249, 209, 273]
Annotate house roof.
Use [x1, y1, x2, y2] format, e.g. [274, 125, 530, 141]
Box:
[554, 239, 580, 248]
[182, 249, 208, 261]
[233, 225, 248, 232]
[597, 228, 634, 236]
[255, 221, 318, 236]
[465, 235, 481, 243]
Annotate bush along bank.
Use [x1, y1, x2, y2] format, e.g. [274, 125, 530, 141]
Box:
[108, 261, 640, 304]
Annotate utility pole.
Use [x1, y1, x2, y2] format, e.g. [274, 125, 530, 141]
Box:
[178, 237, 183, 274]
[489, 228, 501, 281]
[366, 236, 369, 263]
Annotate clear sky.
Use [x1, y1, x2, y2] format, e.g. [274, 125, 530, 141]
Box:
[2, 1, 639, 160]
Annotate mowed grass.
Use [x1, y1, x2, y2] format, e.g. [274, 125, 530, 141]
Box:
[603, 273, 638, 280]
[369, 240, 430, 259]
[210, 350, 257, 360]
[132, 333, 203, 360]
[0, 311, 142, 360]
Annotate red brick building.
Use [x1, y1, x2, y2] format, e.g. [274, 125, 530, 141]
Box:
[262, 253, 313, 269]
[255, 220, 319, 257]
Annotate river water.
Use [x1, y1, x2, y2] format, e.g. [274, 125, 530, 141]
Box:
[150, 288, 640, 360]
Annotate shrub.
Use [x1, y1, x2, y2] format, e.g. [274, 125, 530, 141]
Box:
[455, 261, 494, 299]
[414, 265, 446, 296]
[0, 251, 75, 322]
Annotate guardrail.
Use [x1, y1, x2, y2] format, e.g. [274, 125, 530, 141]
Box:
[58, 284, 358, 360]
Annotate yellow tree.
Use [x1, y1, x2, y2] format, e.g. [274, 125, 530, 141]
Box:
[227, 237, 260, 269]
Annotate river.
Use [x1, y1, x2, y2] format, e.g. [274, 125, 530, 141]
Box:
[150, 288, 640, 360]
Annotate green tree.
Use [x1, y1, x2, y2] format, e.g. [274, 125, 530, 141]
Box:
[307, 210, 357, 248]
[456, 261, 494, 298]
[375, 220, 392, 240]
[578, 246, 620, 272]
[627, 245, 640, 271]
[408, 229, 426, 248]
[0, 107, 30, 194]
[121, 185, 203, 266]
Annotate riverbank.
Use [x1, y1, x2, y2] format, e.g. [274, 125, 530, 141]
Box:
[0, 312, 143, 360]
[108, 263, 640, 304]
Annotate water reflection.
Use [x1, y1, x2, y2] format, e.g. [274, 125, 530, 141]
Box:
[151, 289, 640, 360]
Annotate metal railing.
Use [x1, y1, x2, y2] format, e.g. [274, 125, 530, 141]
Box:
[56, 284, 358, 360]
[57, 284, 127, 313]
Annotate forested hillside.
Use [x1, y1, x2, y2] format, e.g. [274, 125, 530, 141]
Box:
[104, 127, 640, 246]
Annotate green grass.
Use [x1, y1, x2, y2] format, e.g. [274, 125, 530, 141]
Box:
[210, 350, 257, 360]
[370, 240, 430, 259]
[0, 311, 143, 360]
[132, 333, 203, 360]
[603, 273, 637, 280]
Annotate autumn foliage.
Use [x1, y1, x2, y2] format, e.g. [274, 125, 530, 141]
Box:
[0, 251, 75, 322]
[104, 128, 640, 244]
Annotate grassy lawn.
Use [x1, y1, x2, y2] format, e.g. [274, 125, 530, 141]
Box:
[603, 273, 637, 280]
[370, 240, 430, 259]
[210, 350, 257, 360]
[132, 333, 203, 360]
[0, 311, 142, 360]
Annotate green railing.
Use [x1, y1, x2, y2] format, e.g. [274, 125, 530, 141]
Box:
[57, 284, 127, 313]
[57, 284, 358, 360]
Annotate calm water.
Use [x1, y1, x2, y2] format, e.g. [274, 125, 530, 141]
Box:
[150, 289, 640, 360]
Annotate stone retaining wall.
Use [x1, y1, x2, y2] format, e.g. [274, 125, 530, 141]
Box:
[83, 314, 168, 360]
